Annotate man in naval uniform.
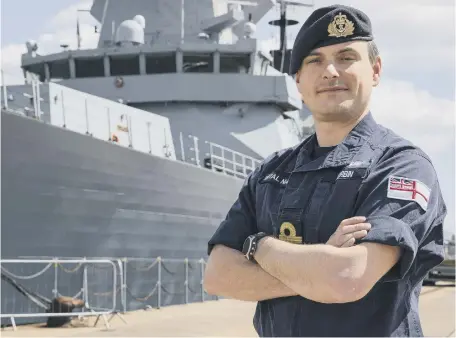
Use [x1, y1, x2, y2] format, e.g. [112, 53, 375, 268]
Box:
[203, 4, 446, 337]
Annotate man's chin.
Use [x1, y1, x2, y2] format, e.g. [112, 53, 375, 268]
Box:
[319, 102, 352, 114]
[312, 104, 356, 122]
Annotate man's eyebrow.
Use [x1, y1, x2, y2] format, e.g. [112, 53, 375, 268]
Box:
[306, 51, 322, 58]
[305, 47, 360, 58]
[337, 47, 359, 54]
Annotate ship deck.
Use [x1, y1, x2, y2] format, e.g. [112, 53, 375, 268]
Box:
[2, 282, 454, 337]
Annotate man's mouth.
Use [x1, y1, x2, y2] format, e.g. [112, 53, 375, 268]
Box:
[317, 86, 348, 93]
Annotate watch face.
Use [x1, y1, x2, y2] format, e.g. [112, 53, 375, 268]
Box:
[242, 236, 253, 255]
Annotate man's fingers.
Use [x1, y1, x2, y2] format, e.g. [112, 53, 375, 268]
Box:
[352, 230, 368, 239]
[338, 230, 367, 247]
[341, 222, 371, 235]
[327, 217, 370, 248]
[340, 237, 356, 247]
[338, 230, 368, 246]
[339, 216, 367, 227]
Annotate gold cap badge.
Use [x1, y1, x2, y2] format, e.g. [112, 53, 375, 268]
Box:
[328, 12, 355, 38]
[278, 222, 302, 244]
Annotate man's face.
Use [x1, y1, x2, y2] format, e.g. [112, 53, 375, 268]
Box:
[295, 41, 381, 123]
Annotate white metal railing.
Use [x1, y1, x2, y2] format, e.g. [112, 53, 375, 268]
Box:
[11, 256, 216, 317]
[1, 76, 175, 160]
[1, 259, 120, 331]
[205, 140, 262, 178]
[183, 133, 261, 179]
[121, 257, 208, 310]
[1, 72, 43, 119]
[1, 74, 263, 180]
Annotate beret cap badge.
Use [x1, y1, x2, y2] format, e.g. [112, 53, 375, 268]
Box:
[327, 13, 355, 38]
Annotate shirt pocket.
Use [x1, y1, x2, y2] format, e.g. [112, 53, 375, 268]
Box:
[256, 179, 288, 235]
[316, 166, 369, 243]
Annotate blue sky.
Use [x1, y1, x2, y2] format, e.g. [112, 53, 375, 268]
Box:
[1, 0, 455, 238]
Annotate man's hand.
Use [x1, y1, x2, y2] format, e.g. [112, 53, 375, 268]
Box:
[326, 216, 371, 247]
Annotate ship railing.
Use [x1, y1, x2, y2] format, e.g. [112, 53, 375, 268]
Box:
[12, 256, 216, 321]
[1, 74, 262, 180]
[179, 133, 262, 180]
[1, 76, 263, 175]
[0, 258, 123, 331]
[1, 74, 177, 160]
[1, 77, 44, 119]
[205, 140, 261, 178]
[200, 139, 261, 179]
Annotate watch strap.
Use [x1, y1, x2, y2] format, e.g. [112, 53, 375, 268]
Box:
[243, 232, 268, 263]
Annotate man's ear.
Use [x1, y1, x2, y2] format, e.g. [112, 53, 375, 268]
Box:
[372, 56, 382, 87]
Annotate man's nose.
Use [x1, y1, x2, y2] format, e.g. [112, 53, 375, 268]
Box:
[322, 63, 339, 79]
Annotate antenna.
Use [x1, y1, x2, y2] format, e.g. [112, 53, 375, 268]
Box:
[181, 0, 185, 44]
[77, 18, 81, 49]
[76, 8, 91, 49]
[268, 0, 314, 73]
[100, 0, 110, 28]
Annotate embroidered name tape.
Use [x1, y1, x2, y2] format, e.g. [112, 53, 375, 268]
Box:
[336, 167, 368, 180]
[337, 170, 355, 179]
[387, 176, 431, 211]
[261, 172, 289, 186]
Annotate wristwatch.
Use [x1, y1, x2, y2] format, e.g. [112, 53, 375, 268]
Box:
[242, 232, 269, 263]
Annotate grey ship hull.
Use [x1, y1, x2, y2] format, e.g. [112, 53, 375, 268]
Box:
[1, 111, 244, 324]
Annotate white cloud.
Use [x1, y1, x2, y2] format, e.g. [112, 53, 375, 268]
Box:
[261, 0, 455, 82]
[370, 79, 454, 155]
[1, 0, 98, 86]
[46, 1, 93, 31]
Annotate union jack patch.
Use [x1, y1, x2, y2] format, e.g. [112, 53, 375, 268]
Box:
[387, 176, 431, 211]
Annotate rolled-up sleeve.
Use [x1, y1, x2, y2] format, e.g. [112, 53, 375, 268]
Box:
[207, 165, 262, 256]
[354, 149, 447, 282]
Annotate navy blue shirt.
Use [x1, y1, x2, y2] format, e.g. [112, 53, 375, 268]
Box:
[207, 112, 447, 337]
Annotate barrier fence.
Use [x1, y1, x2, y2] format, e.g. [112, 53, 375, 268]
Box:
[121, 257, 211, 312]
[1, 257, 215, 330]
[1, 259, 120, 330]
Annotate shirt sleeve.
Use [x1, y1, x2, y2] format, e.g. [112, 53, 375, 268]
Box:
[207, 165, 262, 256]
[353, 149, 447, 282]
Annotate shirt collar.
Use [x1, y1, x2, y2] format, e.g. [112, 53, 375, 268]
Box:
[294, 112, 378, 172]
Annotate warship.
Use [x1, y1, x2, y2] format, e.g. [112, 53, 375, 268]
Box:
[1, 0, 315, 324]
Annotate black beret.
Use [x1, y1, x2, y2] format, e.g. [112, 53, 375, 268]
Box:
[289, 4, 374, 74]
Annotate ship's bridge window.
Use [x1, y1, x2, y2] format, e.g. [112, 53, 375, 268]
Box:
[220, 53, 250, 73]
[146, 53, 176, 74]
[75, 57, 104, 78]
[48, 60, 71, 80]
[183, 53, 213, 73]
[109, 55, 140, 76]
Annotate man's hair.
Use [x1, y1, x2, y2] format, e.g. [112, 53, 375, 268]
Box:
[367, 40, 380, 65]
